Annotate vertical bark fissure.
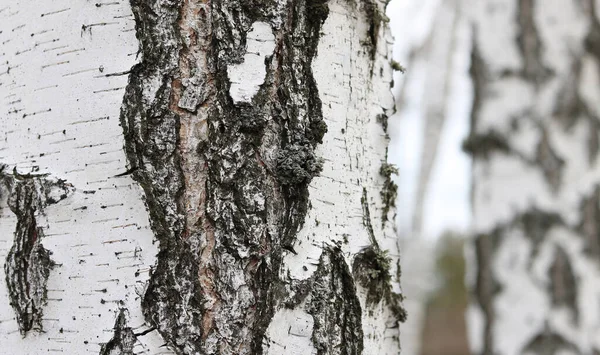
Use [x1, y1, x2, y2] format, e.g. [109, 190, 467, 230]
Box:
[1, 166, 73, 336]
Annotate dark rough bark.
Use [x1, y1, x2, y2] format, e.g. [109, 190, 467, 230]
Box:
[119, 0, 385, 353]
[306, 247, 364, 355]
[579, 185, 600, 257]
[99, 309, 136, 355]
[473, 233, 499, 355]
[0, 165, 73, 336]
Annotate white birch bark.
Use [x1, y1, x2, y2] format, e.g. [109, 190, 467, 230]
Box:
[466, 0, 600, 354]
[0, 0, 404, 354]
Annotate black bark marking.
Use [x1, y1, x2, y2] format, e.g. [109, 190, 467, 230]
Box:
[0, 165, 73, 335]
[551, 3, 600, 165]
[462, 130, 511, 159]
[471, 208, 576, 354]
[464, 41, 500, 162]
[553, 58, 584, 130]
[535, 129, 564, 192]
[99, 309, 136, 355]
[361, 1, 388, 61]
[360, 187, 377, 246]
[516, 0, 553, 85]
[521, 327, 580, 355]
[379, 163, 398, 227]
[548, 246, 578, 323]
[519, 208, 563, 260]
[579, 185, 600, 257]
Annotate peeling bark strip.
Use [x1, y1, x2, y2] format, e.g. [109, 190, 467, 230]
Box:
[120, 0, 383, 353]
[0, 166, 73, 335]
[100, 309, 136, 355]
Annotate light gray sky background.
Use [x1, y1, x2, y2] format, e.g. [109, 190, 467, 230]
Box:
[386, 0, 472, 240]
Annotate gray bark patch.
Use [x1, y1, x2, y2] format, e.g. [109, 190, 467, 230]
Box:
[0, 165, 73, 335]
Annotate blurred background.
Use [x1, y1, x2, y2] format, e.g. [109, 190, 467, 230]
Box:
[386, 1, 472, 354]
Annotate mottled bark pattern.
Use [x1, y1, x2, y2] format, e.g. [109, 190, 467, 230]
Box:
[467, 0, 600, 354]
[120, 0, 391, 353]
[0, 166, 73, 335]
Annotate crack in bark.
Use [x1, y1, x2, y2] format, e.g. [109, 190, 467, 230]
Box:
[99, 309, 136, 355]
[0, 165, 73, 336]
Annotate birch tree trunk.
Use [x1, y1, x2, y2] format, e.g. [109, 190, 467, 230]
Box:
[0, 0, 405, 354]
[466, 0, 600, 354]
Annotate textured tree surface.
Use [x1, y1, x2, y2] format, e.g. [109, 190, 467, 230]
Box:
[0, 0, 403, 354]
[466, 1, 600, 354]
